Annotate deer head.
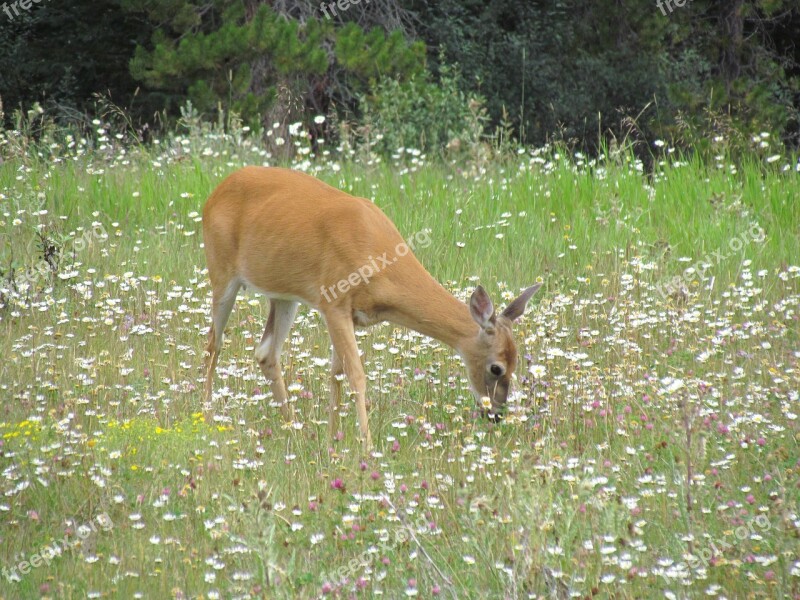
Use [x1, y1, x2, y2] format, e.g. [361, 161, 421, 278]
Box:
[463, 283, 542, 419]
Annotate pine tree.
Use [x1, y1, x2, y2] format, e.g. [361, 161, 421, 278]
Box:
[123, 0, 425, 126]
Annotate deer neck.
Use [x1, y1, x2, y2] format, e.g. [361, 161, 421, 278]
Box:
[384, 270, 479, 355]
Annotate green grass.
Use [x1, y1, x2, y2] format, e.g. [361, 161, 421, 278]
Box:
[0, 132, 798, 599]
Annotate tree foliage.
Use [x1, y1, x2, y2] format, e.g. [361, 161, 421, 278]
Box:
[0, 0, 152, 120]
[0, 0, 797, 150]
[408, 0, 800, 149]
[123, 0, 425, 125]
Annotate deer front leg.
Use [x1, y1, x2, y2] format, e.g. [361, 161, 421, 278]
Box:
[323, 309, 372, 451]
[204, 280, 240, 417]
[255, 299, 299, 422]
[203, 328, 219, 404]
[329, 346, 344, 440]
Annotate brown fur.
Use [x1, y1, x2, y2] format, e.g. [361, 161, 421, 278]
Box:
[202, 166, 541, 449]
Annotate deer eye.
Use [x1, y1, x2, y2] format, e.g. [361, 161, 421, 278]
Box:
[489, 364, 505, 377]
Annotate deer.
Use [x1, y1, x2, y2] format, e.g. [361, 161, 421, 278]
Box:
[202, 166, 541, 450]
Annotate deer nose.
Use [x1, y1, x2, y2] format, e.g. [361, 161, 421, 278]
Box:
[486, 410, 504, 423]
[479, 394, 507, 422]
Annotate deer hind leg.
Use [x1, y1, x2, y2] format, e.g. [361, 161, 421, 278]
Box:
[328, 346, 345, 439]
[204, 279, 241, 406]
[255, 299, 299, 421]
[323, 308, 372, 451]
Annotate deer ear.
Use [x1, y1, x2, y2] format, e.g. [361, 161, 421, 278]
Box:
[501, 283, 542, 321]
[469, 285, 495, 329]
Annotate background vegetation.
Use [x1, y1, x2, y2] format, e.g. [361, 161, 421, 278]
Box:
[2, 0, 799, 154]
[0, 111, 798, 599]
[1, 1, 799, 598]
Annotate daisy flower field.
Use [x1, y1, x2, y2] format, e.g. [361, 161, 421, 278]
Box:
[0, 123, 798, 599]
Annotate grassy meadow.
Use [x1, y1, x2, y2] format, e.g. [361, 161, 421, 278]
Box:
[0, 126, 799, 599]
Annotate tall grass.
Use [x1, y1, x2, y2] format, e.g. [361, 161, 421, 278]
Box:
[0, 128, 798, 598]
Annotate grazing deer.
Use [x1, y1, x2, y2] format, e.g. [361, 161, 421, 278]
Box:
[202, 166, 541, 449]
